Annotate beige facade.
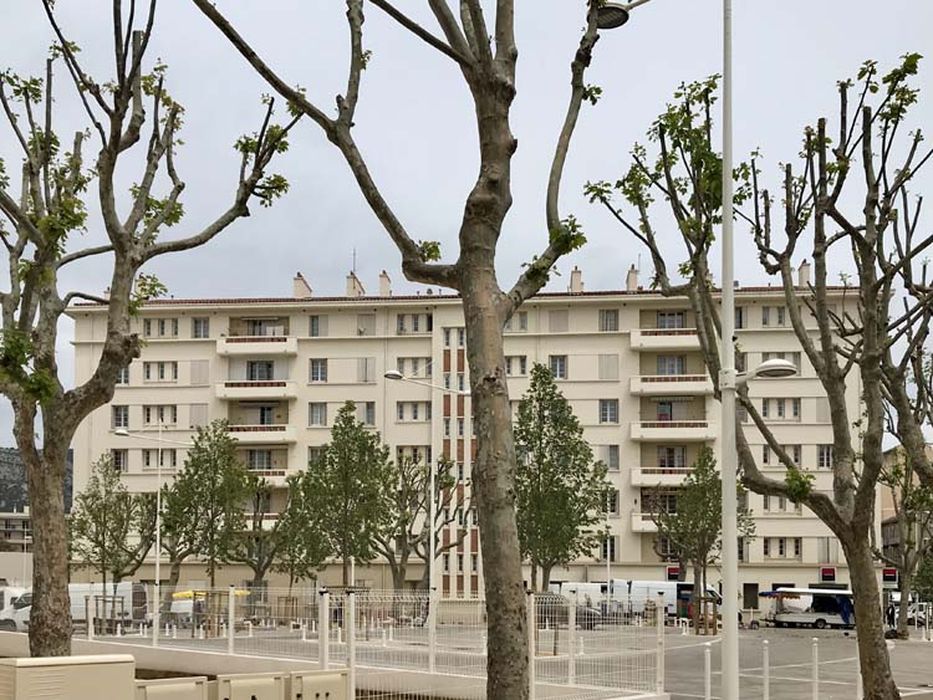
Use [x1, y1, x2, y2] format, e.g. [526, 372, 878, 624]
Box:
[68, 269, 877, 606]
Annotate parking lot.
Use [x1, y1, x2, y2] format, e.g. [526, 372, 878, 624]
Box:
[665, 627, 933, 699]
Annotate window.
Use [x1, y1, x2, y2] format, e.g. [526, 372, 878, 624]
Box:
[599, 399, 619, 424]
[397, 313, 433, 334]
[309, 359, 328, 382]
[457, 373, 466, 392]
[601, 536, 618, 563]
[794, 537, 802, 558]
[598, 354, 619, 381]
[792, 398, 801, 418]
[457, 555, 465, 573]
[144, 361, 178, 382]
[778, 538, 786, 556]
[599, 309, 619, 332]
[817, 536, 838, 562]
[247, 360, 274, 381]
[505, 356, 528, 377]
[656, 401, 673, 421]
[192, 317, 210, 338]
[190, 360, 210, 385]
[189, 404, 209, 428]
[656, 311, 685, 329]
[443, 373, 451, 390]
[309, 315, 328, 337]
[443, 328, 451, 347]
[789, 444, 802, 466]
[658, 446, 686, 469]
[247, 450, 273, 470]
[818, 445, 834, 470]
[116, 366, 130, 385]
[443, 554, 450, 573]
[549, 309, 569, 332]
[308, 446, 325, 465]
[504, 311, 528, 332]
[471, 554, 479, 572]
[549, 355, 568, 380]
[607, 489, 620, 516]
[457, 328, 466, 347]
[735, 307, 745, 329]
[762, 306, 786, 327]
[604, 445, 620, 471]
[763, 538, 770, 557]
[357, 357, 376, 383]
[143, 405, 177, 426]
[657, 355, 686, 375]
[457, 418, 465, 437]
[143, 317, 178, 338]
[358, 402, 376, 426]
[397, 357, 432, 378]
[762, 445, 771, 465]
[308, 402, 327, 426]
[111, 449, 128, 472]
[143, 448, 177, 470]
[443, 418, 451, 437]
[356, 313, 376, 336]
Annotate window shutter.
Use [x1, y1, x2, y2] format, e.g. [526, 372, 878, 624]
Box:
[598, 354, 619, 380]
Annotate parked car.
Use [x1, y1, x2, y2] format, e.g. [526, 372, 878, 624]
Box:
[534, 592, 601, 630]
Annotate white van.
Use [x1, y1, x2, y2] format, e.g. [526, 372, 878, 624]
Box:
[0, 582, 147, 632]
[616, 579, 722, 616]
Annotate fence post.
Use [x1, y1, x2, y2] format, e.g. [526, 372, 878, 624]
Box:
[347, 591, 356, 698]
[656, 592, 666, 696]
[762, 640, 769, 700]
[86, 596, 95, 641]
[428, 587, 437, 674]
[227, 585, 235, 655]
[319, 588, 330, 670]
[527, 592, 536, 700]
[811, 637, 819, 700]
[704, 642, 712, 700]
[567, 600, 576, 685]
[152, 583, 160, 648]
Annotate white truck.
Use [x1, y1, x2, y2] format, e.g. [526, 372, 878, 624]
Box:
[614, 579, 723, 617]
[0, 582, 148, 632]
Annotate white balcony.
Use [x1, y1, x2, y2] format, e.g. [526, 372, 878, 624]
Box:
[215, 380, 298, 400]
[228, 424, 297, 444]
[629, 375, 713, 396]
[630, 467, 693, 487]
[630, 328, 700, 351]
[630, 512, 658, 533]
[630, 420, 716, 442]
[245, 471, 289, 488]
[217, 336, 298, 356]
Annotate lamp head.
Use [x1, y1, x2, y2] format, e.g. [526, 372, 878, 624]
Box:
[596, 3, 630, 29]
[753, 358, 798, 379]
[383, 370, 404, 381]
[114, 428, 130, 437]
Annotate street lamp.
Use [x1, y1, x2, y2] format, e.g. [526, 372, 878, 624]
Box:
[596, 3, 630, 29]
[115, 425, 193, 646]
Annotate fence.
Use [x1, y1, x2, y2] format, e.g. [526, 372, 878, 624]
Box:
[86, 585, 663, 699]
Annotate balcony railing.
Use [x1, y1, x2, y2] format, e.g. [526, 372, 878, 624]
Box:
[217, 336, 298, 356]
[630, 328, 700, 351]
[631, 467, 693, 487]
[228, 424, 297, 444]
[216, 380, 298, 400]
[630, 375, 713, 396]
[631, 420, 716, 441]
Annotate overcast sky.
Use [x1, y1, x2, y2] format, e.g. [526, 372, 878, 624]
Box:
[1, 1, 931, 446]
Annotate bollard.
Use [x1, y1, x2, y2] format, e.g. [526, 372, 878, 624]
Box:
[527, 593, 536, 700]
[762, 640, 770, 700]
[336, 626, 342, 644]
[481, 633, 487, 656]
[381, 627, 387, 648]
[116, 623, 123, 637]
[172, 624, 178, 640]
[198, 624, 205, 640]
[681, 618, 688, 636]
[656, 593, 666, 696]
[811, 637, 819, 700]
[301, 623, 308, 643]
[319, 589, 330, 670]
[388, 625, 394, 642]
[246, 620, 253, 638]
[85, 597, 94, 641]
[567, 602, 576, 685]
[312, 620, 317, 634]
[704, 642, 712, 700]
[220, 622, 227, 639]
[577, 637, 584, 657]
[164, 622, 170, 637]
[348, 592, 357, 699]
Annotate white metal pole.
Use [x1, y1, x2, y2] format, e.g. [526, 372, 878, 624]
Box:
[153, 422, 163, 647]
[527, 592, 536, 700]
[762, 639, 769, 700]
[227, 585, 235, 655]
[656, 592, 665, 695]
[605, 496, 611, 600]
[704, 642, 712, 700]
[811, 637, 819, 700]
[720, 0, 739, 698]
[428, 446, 438, 673]
[347, 591, 357, 697]
[320, 589, 330, 670]
[567, 602, 576, 685]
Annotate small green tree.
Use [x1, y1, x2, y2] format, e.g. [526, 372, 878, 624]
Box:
[183, 420, 249, 588]
[914, 553, 933, 603]
[70, 455, 155, 597]
[874, 448, 933, 638]
[307, 401, 392, 585]
[274, 472, 332, 595]
[514, 363, 610, 591]
[229, 475, 283, 590]
[650, 447, 754, 632]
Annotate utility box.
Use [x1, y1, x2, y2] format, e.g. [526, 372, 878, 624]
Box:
[289, 670, 348, 700]
[136, 676, 210, 700]
[213, 672, 287, 700]
[0, 654, 135, 700]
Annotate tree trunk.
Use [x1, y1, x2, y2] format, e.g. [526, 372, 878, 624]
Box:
[692, 563, 702, 634]
[21, 442, 71, 656]
[342, 555, 350, 587]
[897, 566, 912, 640]
[462, 277, 528, 700]
[530, 562, 538, 592]
[845, 537, 901, 699]
[164, 559, 184, 614]
[540, 564, 553, 595]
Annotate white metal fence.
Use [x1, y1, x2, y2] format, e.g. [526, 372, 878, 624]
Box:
[83, 585, 662, 699]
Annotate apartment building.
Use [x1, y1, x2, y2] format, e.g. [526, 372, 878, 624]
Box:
[68, 264, 876, 605]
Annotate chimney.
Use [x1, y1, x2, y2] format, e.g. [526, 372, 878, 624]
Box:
[379, 270, 392, 296]
[798, 259, 811, 287]
[625, 264, 639, 292]
[292, 272, 313, 299]
[569, 266, 584, 293]
[346, 271, 366, 298]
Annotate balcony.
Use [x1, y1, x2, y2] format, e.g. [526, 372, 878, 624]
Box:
[245, 470, 289, 487]
[216, 380, 298, 400]
[630, 467, 693, 487]
[217, 336, 298, 356]
[630, 328, 700, 351]
[227, 424, 297, 444]
[630, 375, 713, 396]
[630, 513, 658, 533]
[630, 420, 716, 442]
